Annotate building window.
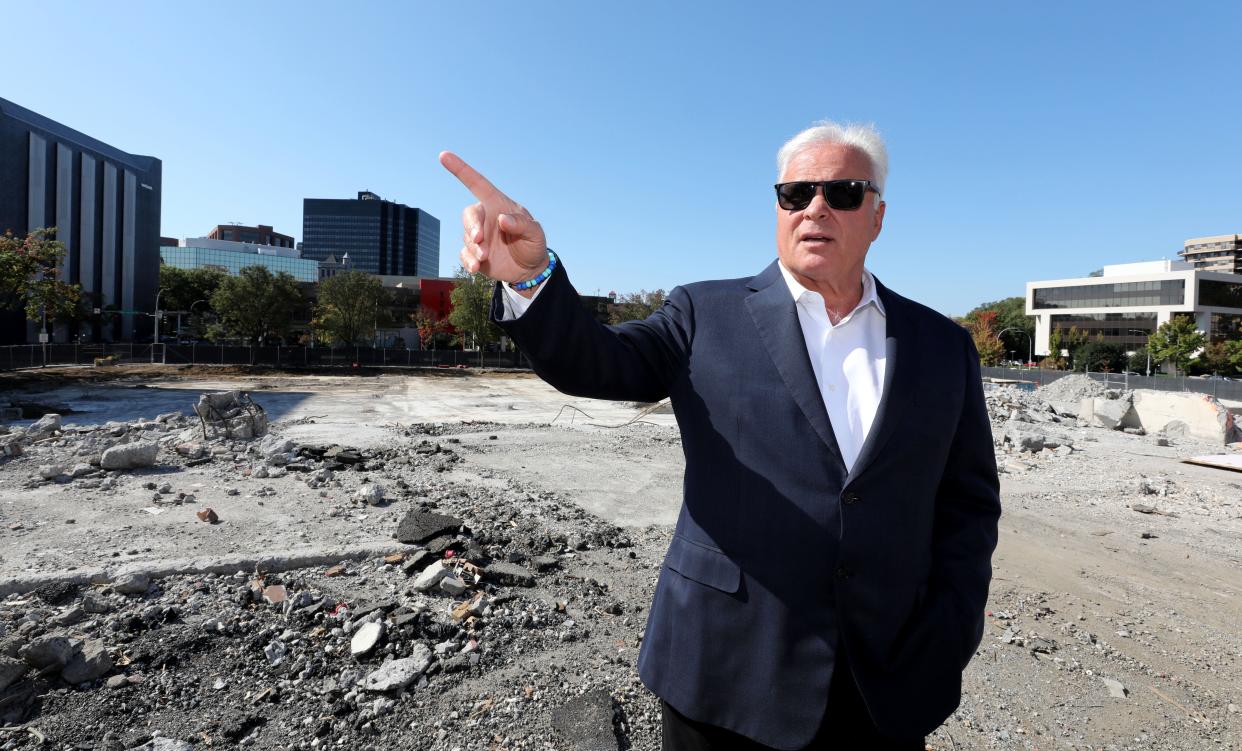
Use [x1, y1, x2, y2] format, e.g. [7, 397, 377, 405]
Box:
[1032, 279, 1185, 309]
[1198, 279, 1242, 309]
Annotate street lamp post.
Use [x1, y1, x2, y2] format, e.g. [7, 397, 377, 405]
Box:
[1127, 329, 1152, 378]
[152, 289, 165, 364]
[997, 327, 1033, 369]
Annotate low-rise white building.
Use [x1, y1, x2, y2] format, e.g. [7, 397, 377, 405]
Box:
[1026, 260, 1242, 356]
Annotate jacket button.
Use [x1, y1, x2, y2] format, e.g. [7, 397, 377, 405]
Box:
[835, 566, 852, 580]
[842, 491, 861, 505]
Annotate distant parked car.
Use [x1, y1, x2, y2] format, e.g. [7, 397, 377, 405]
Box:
[1204, 374, 1234, 381]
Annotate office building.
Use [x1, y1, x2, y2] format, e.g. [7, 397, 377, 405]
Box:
[1026, 260, 1242, 356]
[1180, 234, 1242, 274]
[0, 97, 162, 342]
[208, 223, 295, 249]
[161, 237, 319, 283]
[302, 191, 439, 277]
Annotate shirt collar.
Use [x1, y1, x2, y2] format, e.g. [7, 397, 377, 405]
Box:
[777, 260, 887, 318]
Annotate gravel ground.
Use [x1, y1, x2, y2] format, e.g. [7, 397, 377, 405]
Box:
[0, 372, 1239, 750]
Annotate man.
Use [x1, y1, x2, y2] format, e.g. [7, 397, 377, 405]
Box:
[439, 121, 1000, 751]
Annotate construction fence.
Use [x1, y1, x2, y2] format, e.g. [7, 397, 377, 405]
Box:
[981, 365, 1242, 402]
[0, 343, 532, 372]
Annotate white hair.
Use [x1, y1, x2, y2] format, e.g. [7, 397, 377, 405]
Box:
[776, 121, 889, 196]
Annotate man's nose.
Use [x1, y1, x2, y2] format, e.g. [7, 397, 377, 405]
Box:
[803, 189, 832, 218]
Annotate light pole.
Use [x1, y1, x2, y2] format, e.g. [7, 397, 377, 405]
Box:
[1127, 329, 1151, 378]
[152, 289, 165, 364]
[997, 327, 1033, 369]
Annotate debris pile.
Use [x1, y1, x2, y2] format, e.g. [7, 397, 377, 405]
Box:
[193, 391, 268, 441]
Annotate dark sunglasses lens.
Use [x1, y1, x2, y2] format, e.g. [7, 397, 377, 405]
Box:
[824, 181, 866, 210]
[777, 183, 816, 210]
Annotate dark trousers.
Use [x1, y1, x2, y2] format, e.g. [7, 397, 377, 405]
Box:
[661, 648, 925, 751]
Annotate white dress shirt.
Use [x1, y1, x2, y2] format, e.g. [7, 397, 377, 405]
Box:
[501, 262, 887, 470]
[778, 261, 887, 472]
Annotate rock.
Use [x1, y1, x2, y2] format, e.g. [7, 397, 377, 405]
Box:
[113, 572, 151, 595]
[439, 576, 469, 596]
[1155, 436, 1171, 447]
[485, 561, 536, 587]
[355, 484, 386, 506]
[1101, 676, 1128, 698]
[1093, 397, 1135, 430]
[0, 656, 27, 691]
[1004, 425, 1045, 453]
[26, 413, 62, 440]
[100, 441, 159, 470]
[361, 645, 433, 691]
[38, 464, 65, 480]
[395, 511, 463, 545]
[532, 556, 560, 572]
[412, 561, 450, 592]
[70, 463, 94, 478]
[550, 689, 618, 751]
[259, 436, 295, 459]
[264, 639, 288, 666]
[351, 621, 385, 657]
[82, 592, 113, 614]
[175, 442, 205, 459]
[61, 639, 112, 684]
[132, 739, 194, 751]
[1131, 503, 1158, 514]
[196, 507, 219, 524]
[19, 634, 76, 670]
[261, 584, 286, 605]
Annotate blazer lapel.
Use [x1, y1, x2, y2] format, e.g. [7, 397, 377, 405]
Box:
[845, 278, 917, 485]
[744, 261, 846, 466]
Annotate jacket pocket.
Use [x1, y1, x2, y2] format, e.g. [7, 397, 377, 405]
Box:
[664, 535, 742, 593]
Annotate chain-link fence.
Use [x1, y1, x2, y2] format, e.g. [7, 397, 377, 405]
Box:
[0, 344, 532, 371]
[981, 365, 1242, 401]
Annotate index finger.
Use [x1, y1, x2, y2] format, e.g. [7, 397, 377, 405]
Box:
[439, 151, 503, 203]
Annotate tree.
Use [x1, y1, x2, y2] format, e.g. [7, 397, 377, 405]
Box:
[313, 271, 392, 346]
[608, 289, 667, 324]
[159, 265, 227, 339]
[964, 296, 1033, 361]
[965, 310, 1005, 366]
[1146, 314, 1206, 376]
[1076, 342, 1126, 373]
[410, 308, 450, 349]
[1045, 328, 1065, 369]
[160, 266, 226, 312]
[448, 269, 502, 349]
[0, 228, 81, 328]
[210, 266, 302, 344]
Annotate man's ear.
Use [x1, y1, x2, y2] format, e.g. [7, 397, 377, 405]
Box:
[872, 200, 886, 238]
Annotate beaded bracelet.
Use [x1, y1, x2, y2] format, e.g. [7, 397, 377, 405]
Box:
[511, 249, 559, 291]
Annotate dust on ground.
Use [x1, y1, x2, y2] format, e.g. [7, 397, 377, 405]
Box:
[0, 368, 1238, 750]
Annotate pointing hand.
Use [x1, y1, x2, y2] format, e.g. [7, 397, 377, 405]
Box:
[439, 151, 549, 287]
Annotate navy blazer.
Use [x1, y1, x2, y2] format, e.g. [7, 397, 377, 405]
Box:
[493, 259, 1001, 749]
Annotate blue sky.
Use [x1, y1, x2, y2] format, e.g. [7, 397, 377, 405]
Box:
[6, 1, 1240, 316]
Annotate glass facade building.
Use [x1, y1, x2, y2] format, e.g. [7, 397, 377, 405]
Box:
[1032, 279, 1185, 309]
[1199, 279, 1242, 309]
[1049, 312, 1158, 347]
[302, 192, 440, 277]
[160, 246, 318, 282]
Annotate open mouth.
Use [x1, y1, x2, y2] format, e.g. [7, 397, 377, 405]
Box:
[800, 234, 833, 244]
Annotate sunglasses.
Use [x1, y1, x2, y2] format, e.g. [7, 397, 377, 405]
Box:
[774, 180, 880, 211]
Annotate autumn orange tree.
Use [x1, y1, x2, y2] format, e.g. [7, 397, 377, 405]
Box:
[965, 310, 1005, 366]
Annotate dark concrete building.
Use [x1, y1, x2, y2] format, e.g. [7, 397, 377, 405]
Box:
[208, 223, 294, 248]
[0, 97, 162, 343]
[301, 191, 439, 277]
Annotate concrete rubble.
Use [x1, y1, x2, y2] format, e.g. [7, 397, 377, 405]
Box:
[0, 370, 1239, 749]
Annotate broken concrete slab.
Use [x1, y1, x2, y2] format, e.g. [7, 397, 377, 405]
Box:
[61, 639, 112, 684]
[1132, 390, 1240, 444]
[361, 645, 434, 692]
[485, 561, 536, 587]
[395, 511, 463, 544]
[19, 634, 76, 670]
[100, 441, 159, 470]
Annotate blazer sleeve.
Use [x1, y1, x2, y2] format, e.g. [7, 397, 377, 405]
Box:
[491, 261, 692, 403]
[928, 329, 1002, 670]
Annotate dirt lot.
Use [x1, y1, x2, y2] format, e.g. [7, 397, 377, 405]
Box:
[0, 367, 1239, 750]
